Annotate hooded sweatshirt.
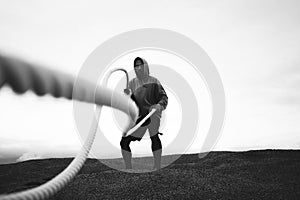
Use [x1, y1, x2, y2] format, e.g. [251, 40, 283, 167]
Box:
[129, 57, 168, 117]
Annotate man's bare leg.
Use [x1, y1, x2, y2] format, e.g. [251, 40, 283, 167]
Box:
[120, 137, 133, 169]
[121, 149, 132, 169]
[153, 149, 162, 169]
[151, 133, 162, 170]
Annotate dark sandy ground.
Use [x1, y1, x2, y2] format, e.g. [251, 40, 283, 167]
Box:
[0, 150, 300, 199]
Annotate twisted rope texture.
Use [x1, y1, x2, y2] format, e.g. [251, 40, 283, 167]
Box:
[0, 54, 138, 200]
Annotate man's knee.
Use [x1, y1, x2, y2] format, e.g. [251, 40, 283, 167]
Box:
[150, 133, 162, 151]
[120, 137, 131, 152]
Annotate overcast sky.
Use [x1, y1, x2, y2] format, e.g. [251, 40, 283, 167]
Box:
[1, 0, 300, 164]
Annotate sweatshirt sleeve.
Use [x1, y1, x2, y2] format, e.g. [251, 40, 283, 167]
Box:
[156, 80, 168, 110]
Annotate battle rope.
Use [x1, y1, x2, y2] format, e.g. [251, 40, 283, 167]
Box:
[104, 68, 129, 89]
[126, 108, 156, 137]
[103, 68, 157, 136]
[0, 54, 138, 200]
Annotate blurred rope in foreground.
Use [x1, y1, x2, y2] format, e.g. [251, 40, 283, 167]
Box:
[0, 54, 138, 200]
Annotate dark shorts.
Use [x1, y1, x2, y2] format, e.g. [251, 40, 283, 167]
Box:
[126, 112, 161, 140]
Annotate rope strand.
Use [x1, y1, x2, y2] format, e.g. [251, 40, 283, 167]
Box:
[0, 54, 138, 200]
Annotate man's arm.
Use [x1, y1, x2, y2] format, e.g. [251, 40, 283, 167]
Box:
[156, 80, 168, 111]
[124, 79, 134, 96]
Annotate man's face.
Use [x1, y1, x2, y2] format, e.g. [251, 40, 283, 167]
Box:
[134, 59, 145, 79]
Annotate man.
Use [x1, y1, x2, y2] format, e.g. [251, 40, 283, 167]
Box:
[121, 57, 168, 170]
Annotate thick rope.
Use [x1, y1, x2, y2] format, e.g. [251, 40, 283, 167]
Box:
[0, 54, 138, 120]
[103, 68, 156, 136]
[104, 68, 129, 89]
[0, 54, 138, 200]
[125, 108, 156, 137]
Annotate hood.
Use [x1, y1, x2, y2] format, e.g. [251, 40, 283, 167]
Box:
[134, 57, 149, 80]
